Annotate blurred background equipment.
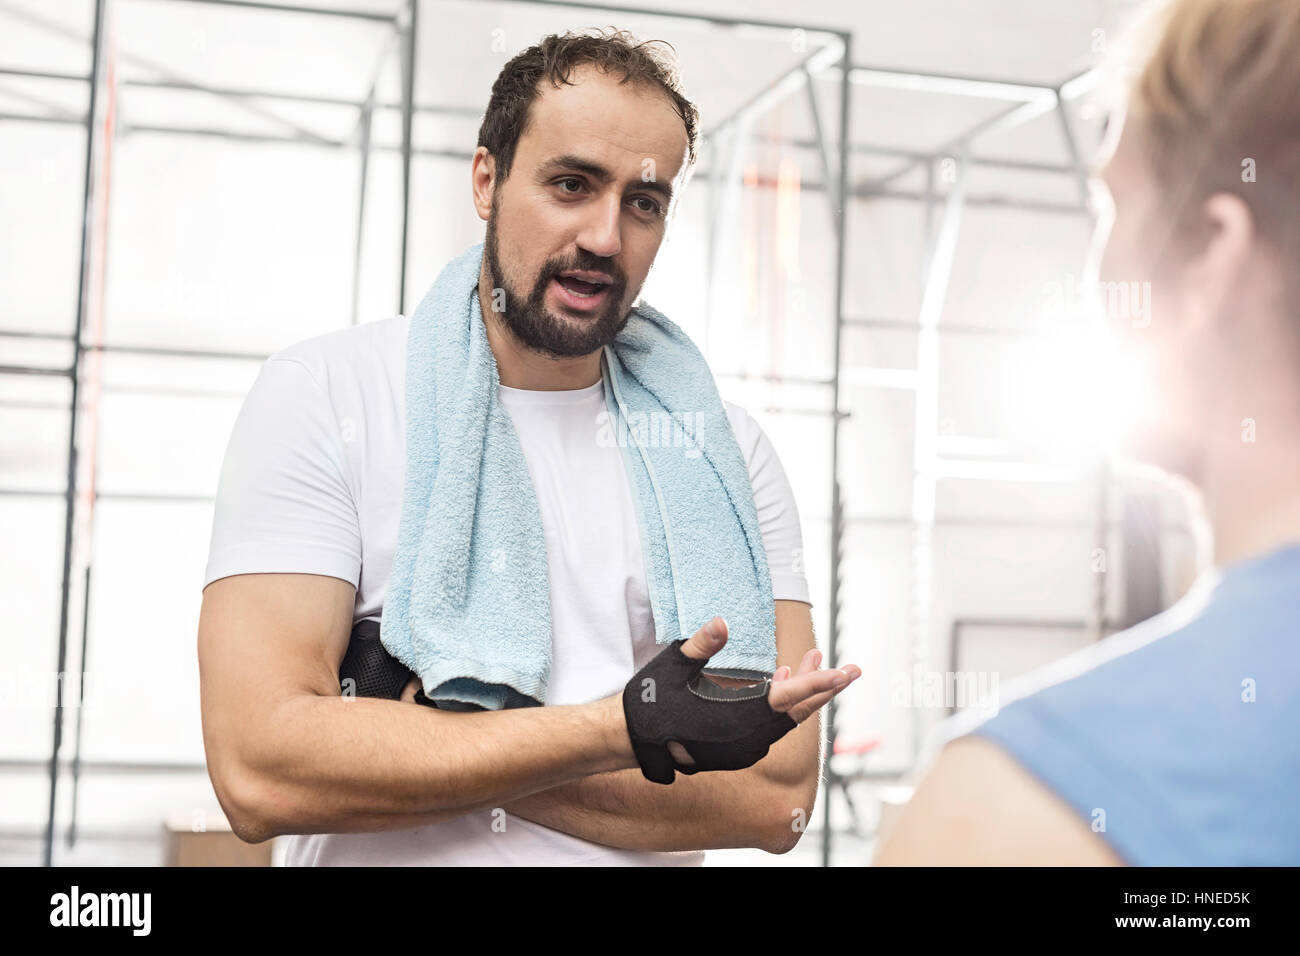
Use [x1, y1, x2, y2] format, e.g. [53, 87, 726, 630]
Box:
[0, 0, 1194, 867]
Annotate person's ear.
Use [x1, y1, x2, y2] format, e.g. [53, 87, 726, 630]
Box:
[1188, 191, 1255, 332]
[471, 147, 496, 222]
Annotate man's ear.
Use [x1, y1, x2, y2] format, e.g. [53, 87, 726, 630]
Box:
[1189, 192, 1255, 332]
[471, 147, 497, 221]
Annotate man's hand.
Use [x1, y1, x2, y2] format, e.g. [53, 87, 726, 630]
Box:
[667, 616, 858, 767]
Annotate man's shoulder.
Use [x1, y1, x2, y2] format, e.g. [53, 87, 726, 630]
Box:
[719, 398, 757, 457]
[924, 577, 1219, 757]
[266, 314, 409, 393]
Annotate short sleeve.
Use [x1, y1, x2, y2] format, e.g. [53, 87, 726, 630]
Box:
[202, 357, 362, 591]
[729, 404, 812, 606]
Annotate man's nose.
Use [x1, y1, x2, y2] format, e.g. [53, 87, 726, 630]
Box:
[575, 192, 622, 260]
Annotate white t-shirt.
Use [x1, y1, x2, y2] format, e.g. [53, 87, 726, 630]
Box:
[203, 313, 812, 866]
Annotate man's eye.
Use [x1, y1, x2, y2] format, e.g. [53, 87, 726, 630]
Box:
[558, 178, 583, 194]
[632, 197, 661, 216]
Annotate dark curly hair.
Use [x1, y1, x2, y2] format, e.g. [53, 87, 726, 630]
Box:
[476, 28, 700, 184]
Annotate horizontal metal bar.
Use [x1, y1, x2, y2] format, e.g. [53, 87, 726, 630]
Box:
[122, 120, 347, 147]
[0, 828, 171, 844]
[804, 514, 1193, 534]
[955, 616, 1096, 630]
[122, 77, 483, 118]
[844, 65, 1055, 102]
[149, 0, 396, 21]
[0, 399, 68, 411]
[756, 405, 851, 419]
[0, 363, 73, 378]
[0, 66, 87, 83]
[0, 330, 271, 362]
[0, 757, 207, 773]
[845, 316, 1051, 339]
[740, 131, 1081, 175]
[0, 328, 74, 340]
[715, 370, 834, 387]
[0, 110, 81, 126]
[852, 185, 1087, 216]
[98, 383, 252, 400]
[84, 341, 271, 362]
[0, 488, 215, 503]
[508, 0, 846, 37]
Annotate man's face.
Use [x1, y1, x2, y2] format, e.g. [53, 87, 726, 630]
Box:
[481, 63, 689, 359]
[1087, 108, 1211, 482]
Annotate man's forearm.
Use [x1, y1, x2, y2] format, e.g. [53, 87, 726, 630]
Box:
[500, 765, 791, 853]
[233, 692, 633, 841]
[501, 712, 822, 854]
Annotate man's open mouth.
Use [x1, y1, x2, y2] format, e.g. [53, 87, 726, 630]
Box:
[551, 271, 614, 309]
[555, 273, 611, 297]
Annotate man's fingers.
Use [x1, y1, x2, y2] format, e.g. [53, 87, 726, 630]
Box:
[680, 616, 727, 661]
[781, 686, 841, 724]
[768, 664, 860, 720]
[399, 674, 420, 703]
[678, 623, 855, 724]
[794, 648, 821, 677]
[771, 650, 815, 686]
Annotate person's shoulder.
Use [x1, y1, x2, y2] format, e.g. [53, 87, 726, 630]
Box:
[924, 575, 1220, 756]
[266, 314, 408, 393]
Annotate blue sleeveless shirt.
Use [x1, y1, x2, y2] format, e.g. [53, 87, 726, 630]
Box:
[959, 542, 1300, 865]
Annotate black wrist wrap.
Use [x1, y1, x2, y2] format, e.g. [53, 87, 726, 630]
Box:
[621, 638, 797, 785]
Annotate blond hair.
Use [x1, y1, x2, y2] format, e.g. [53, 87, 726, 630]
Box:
[1120, 0, 1300, 262]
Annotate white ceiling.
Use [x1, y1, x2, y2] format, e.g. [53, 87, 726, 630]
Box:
[0, 0, 1150, 169]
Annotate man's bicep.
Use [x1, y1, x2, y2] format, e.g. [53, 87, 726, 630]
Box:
[197, 572, 355, 824]
[199, 572, 357, 703]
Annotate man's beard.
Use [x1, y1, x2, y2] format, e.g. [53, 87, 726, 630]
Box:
[482, 207, 632, 359]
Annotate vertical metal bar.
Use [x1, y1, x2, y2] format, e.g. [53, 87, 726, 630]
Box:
[46, 0, 107, 869]
[802, 66, 838, 221]
[702, 132, 716, 359]
[705, 123, 752, 363]
[922, 159, 935, 276]
[1053, 97, 1090, 206]
[819, 30, 851, 869]
[909, 149, 969, 773]
[1122, 490, 1162, 628]
[351, 88, 375, 326]
[67, 562, 93, 848]
[1089, 459, 1110, 641]
[396, 0, 416, 314]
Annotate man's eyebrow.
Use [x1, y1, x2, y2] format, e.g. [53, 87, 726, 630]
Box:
[537, 154, 674, 205]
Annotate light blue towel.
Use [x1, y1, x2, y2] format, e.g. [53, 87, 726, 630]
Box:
[380, 240, 777, 710]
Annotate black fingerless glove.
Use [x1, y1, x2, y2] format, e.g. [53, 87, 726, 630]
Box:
[339, 619, 418, 700]
[621, 638, 796, 784]
[339, 620, 489, 711]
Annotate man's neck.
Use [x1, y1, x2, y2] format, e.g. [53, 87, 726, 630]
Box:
[476, 281, 602, 391]
[1203, 427, 1300, 569]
